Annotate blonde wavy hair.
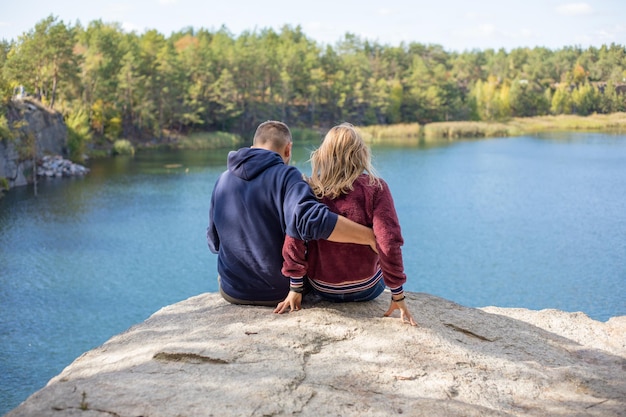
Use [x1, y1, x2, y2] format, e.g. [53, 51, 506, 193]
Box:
[308, 123, 381, 199]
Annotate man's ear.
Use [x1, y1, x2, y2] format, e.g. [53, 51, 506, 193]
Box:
[283, 142, 292, 160]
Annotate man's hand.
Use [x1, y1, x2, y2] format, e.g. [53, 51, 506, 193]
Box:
[274, 291, 303, 314]
[384, 297, 417, 326]
[370, 238, 379, 254]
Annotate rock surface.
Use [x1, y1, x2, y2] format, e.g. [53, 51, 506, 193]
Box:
[6, 292, 626, 417]
[1, 98, 67, 187]
[37, 155, 89, 178]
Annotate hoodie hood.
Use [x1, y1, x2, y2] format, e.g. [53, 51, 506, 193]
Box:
[227, 147, 284, 181]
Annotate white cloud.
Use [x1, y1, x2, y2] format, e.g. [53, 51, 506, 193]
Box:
[378, 8, 392, 16]
[556, 3, 593, 16]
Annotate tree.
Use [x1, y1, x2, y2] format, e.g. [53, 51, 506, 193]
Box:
[4, 16, 77, 109]
[133, 30, 167, 136]
[472, 75, 510, 121]
[155, 39, 186, 134]
[571, 83, 599, 115]
[509, 79, 550, 117]
[65, 108, 92, 161]
[75, 21, 125, 125]
[572, 63, 588, 85]
[116, 35, 141, 137]
[0, 40, 12, 102]
[3, 17, 626, 143]
[551, 83, 572, 114]
[597, 80, 620, 113]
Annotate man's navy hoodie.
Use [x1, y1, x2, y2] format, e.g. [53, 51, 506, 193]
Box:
[207, 147, 338, 302]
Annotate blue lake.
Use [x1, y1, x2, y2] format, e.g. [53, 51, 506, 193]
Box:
[1, 132, 625, 414]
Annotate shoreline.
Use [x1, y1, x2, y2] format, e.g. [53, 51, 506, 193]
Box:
[113, 113, 626, 153]
[358, 112, 626, 143]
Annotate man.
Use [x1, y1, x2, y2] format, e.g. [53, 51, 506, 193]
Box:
[207, 120, 375, 306]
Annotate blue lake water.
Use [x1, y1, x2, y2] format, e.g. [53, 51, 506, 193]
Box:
[1, 132, 625, 414]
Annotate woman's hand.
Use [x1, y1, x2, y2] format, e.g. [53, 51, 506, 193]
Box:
[384, 296, 417, 326]
[273, 291, 303, 314]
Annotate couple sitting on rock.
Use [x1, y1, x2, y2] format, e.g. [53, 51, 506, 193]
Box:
[207, 120, 417, 325]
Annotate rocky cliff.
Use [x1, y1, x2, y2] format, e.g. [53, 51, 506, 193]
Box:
[6, 292, 626, 417]
[0, 99, 67, 188]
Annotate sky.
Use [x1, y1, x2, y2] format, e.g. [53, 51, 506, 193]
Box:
[0, 0, 625, 52]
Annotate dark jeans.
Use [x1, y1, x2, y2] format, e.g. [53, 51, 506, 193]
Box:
[218, 276, 283, 307]
[312, 277, 386, 302]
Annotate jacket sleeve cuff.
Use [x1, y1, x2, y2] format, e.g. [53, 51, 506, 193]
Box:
[289, 277, 305, 293]
[390, 285, 404, 296]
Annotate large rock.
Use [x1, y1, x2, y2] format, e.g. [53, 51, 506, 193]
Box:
[6, 292, 626, 417]
[0, 99, 67, 187]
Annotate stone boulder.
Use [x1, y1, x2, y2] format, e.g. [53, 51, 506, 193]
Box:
[6, 292, 626, 417]
[1, 99, 67, 187]
[37, 155, 89, 178]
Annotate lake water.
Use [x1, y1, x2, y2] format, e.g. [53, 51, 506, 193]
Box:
[1, 132, 625, 414]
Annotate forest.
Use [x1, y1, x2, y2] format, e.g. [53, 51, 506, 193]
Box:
[1, 15, 625, 158]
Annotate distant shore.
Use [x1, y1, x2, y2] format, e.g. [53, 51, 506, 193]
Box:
[357, 112, 626, 144]
[160, 113, 626, 151]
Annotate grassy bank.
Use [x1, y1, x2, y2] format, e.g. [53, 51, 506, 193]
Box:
[157, 112, 626, 151]
[172, 131, 244, 149]
[508, 112, 626, 133]
[358, 123, 422, 145]
[359, 113, 626, 143]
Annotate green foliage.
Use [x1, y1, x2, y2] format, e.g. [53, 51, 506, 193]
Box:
[105, 116, 123, 140]
[551, 84, 572, 114]
[0, 176, 9, 191]
[472, 76, 511, 121]
[508, 80, 550, 117]
[598, 80, 625, 113]
[571, 83, 600, 115]
[0, 113, 14, 140]
[65, 109, 92, 161]
[112, 139, 135, 155]
[16, 130, 37, 160]
[3, 15, 77, 109]
[1, 16, 625, 143]
[0, 42, 11, 104]
[290, 127, 322, 143]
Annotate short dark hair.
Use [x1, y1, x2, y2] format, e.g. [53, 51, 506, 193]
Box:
[253, 120, 292, 148]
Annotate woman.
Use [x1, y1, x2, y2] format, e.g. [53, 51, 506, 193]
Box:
[274, 123, 417, 325]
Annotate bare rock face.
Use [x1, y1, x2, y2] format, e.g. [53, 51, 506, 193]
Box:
[0, 99, 67, 187]
[6, 292, 626, 417]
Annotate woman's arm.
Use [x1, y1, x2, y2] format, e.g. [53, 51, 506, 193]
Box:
[275, 236, 308, 314]
[372, 180, 406, 288]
